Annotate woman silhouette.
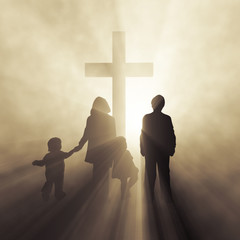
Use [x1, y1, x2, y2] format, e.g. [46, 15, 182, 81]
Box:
[76, 97, 116, 196]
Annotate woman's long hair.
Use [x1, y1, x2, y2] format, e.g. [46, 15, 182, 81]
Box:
[91, 97, 111, 115]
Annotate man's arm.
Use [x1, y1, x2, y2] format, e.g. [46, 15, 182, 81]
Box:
[169, 117, 176, 156]
[140, 117, 146, 156]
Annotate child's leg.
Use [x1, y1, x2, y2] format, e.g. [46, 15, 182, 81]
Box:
[128, 171, 139, 189]
[121, 177, 127, 198]
[54, 174, 65, 200]
[41, 181, 53, 201]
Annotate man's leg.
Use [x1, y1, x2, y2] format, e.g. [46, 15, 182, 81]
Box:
[157, 156, 172, 201]
[145, 157, 156, 201]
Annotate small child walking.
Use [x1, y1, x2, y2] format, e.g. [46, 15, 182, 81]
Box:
[111, 136, 139, 199]
[32, 137, 78, 201]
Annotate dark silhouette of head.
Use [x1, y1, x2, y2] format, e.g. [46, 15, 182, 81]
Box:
[91, 97, 111, 114]
[48, 137, 62, 152]
[151, 95, 165, 111]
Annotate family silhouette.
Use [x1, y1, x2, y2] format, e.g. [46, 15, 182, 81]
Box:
[32, 95, 176, 203]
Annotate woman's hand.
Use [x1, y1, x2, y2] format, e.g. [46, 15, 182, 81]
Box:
[73, 145, 82, 152]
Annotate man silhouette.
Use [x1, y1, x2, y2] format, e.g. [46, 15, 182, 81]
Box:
[140, 95, 176, 201]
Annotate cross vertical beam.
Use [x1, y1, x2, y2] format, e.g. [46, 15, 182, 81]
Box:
[112, 32, 125, 137]
[85, 32, 153, 136]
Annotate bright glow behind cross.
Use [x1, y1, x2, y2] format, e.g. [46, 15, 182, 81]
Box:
[85, 31, 153, 136]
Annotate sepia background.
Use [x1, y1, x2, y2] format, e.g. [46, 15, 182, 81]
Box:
[1, 0, 240, 239]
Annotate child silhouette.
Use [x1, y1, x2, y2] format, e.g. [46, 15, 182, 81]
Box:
[112, 137, 139, 199]
[32, 137, 78, 201]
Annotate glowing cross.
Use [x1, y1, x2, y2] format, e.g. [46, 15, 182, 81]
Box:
[85, 31, 153, 136]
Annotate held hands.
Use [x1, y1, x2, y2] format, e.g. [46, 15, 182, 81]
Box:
[73, 145, 82, 152]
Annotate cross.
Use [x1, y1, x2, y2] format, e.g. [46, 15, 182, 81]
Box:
[85, 31, 153, 136]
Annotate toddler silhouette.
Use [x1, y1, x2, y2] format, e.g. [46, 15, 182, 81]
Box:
[32, 137, 78, 201]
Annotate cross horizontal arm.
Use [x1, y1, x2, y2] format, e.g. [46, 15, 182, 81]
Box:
[85, 63, 113, 77]
[125, 63, 153, 77]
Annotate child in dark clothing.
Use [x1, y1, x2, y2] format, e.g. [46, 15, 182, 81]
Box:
[32, 137, 78, 201]
[111, 137, 139, 199]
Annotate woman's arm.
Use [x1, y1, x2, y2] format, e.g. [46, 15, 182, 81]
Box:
[78, 118, 90, 149]
[64, 147, 79, 159]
